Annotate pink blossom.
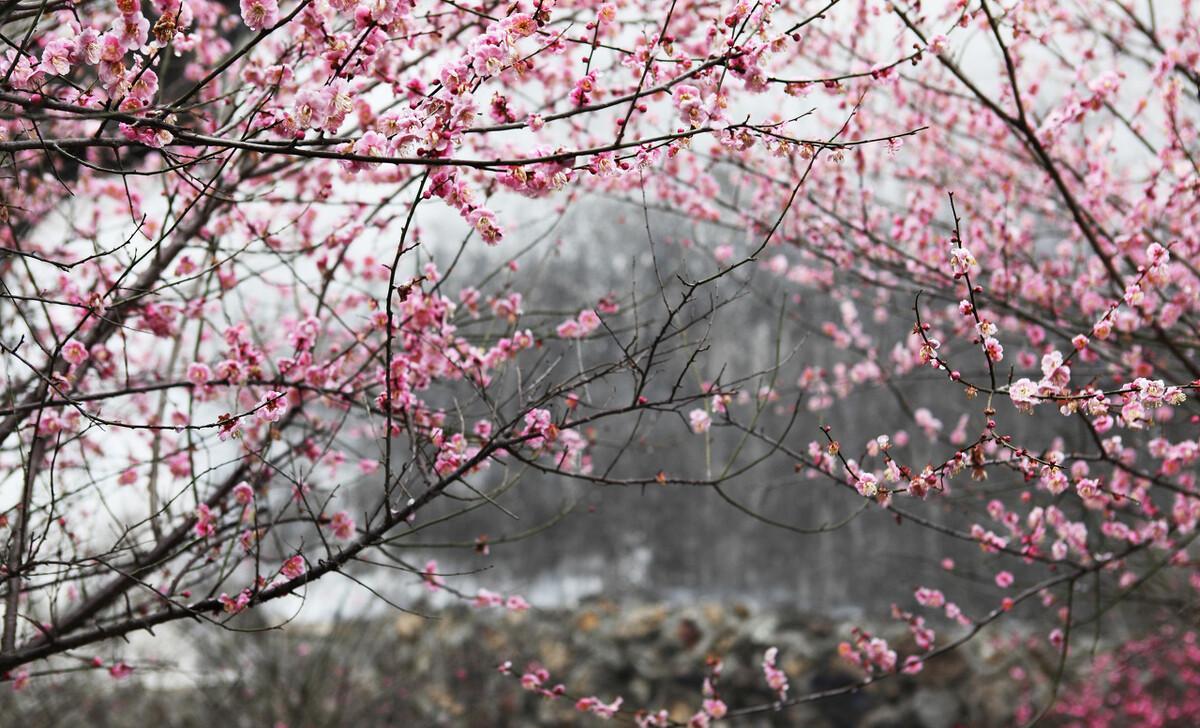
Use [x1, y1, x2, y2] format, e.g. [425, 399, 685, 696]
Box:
[1009, 378, 1040, 411]
[219, 589, 251, 614]
[702, 698, 727, 718]
[556, 319, 582, 338]
[422, 560, 445, 592]
[328, 510, 355, 541]
[240, 0, 279, 30]
[855, 472, 879, 498]
[281, 555, 306, 579]
[762, 647, 789, 699]
[232, 482, 254, 505]
[187, 362, 211, 386]
[108, 662, 133, 679]
[474, 588, 504, 608]
[40, 37, 74, 76]
[576, 695, 623, 719]
[62, 339, 89, 365]
[255, 390, 288, 423]
[193, 504, 216, 538]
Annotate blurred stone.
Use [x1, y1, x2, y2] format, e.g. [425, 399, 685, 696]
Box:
[615, 604, 669, 640]
[676, 617, 703, 649]
[912, 688, 961, 728]
[393, 613, 424, 639]
[576, 610, 601, 632]
[6, 601, 1043, 727]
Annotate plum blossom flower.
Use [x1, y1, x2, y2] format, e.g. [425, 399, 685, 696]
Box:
[557, 309, 601, 338]
[474, 588, 504, 607]
[219, 589, 251, 614]
[40, 37, 75, 76]
[467, 208, 503, 245]
[232, 481, 254, 505]
[597, 3, 617, 23]
[62, 339, 89, 365]
[762, 647, 789, 699]
[556, 319, 582, 338]
[281, 555, 306, 579]
[240, 0, 279, 30]
[76, 29, 101, 65]
[255, 390, 288, 423]
[915, 587, 945, 608]
[193, 503, 216, 538]
[576, 695, 623, 719]
[569, 72, 596, 106]
[982, 336, 1004, 362]
[672, 84, 705, 126]
[702, 699, 727, 718]
[577, 309, 601, 333]
[328, 510, 356, 540]
[864, 637, 897, 672]
[187, 362, 211, 386]
[108, 662, 133, 679]
[1009, 378, 1040, 412]
[689, 409, 711, 434]
[636, 710, 670, 728]
[855, 472, 879, 498]
[949, 246, 977, 274]
[422, 560, 445, 592]
[521, 408, 557, 449]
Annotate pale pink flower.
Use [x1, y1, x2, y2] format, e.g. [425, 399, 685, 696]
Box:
[702, 698, 727, 718]
[187, 362, 211, 386]
[556, 319, 582, 338]
[40, 37, 74, 76]
[232, 482, 254, 505]
[1009, 378, 1040, 411]
[328, 510, 355, 540]
[422, 560, 445, 592]
[193, 503, 216, 538]
[577, 309, 601, 334]
[855, 472, 879, 498]
[219, 589, 251, 614]
[240, 0, 279, 30]
[474, 588, 504, 608]
[62, 339, 89, 365]
[762, 647, 789, 699]
[255, 390, 288, 423]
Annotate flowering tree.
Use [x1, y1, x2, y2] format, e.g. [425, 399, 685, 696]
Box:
[2, 0, 1199, 722]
